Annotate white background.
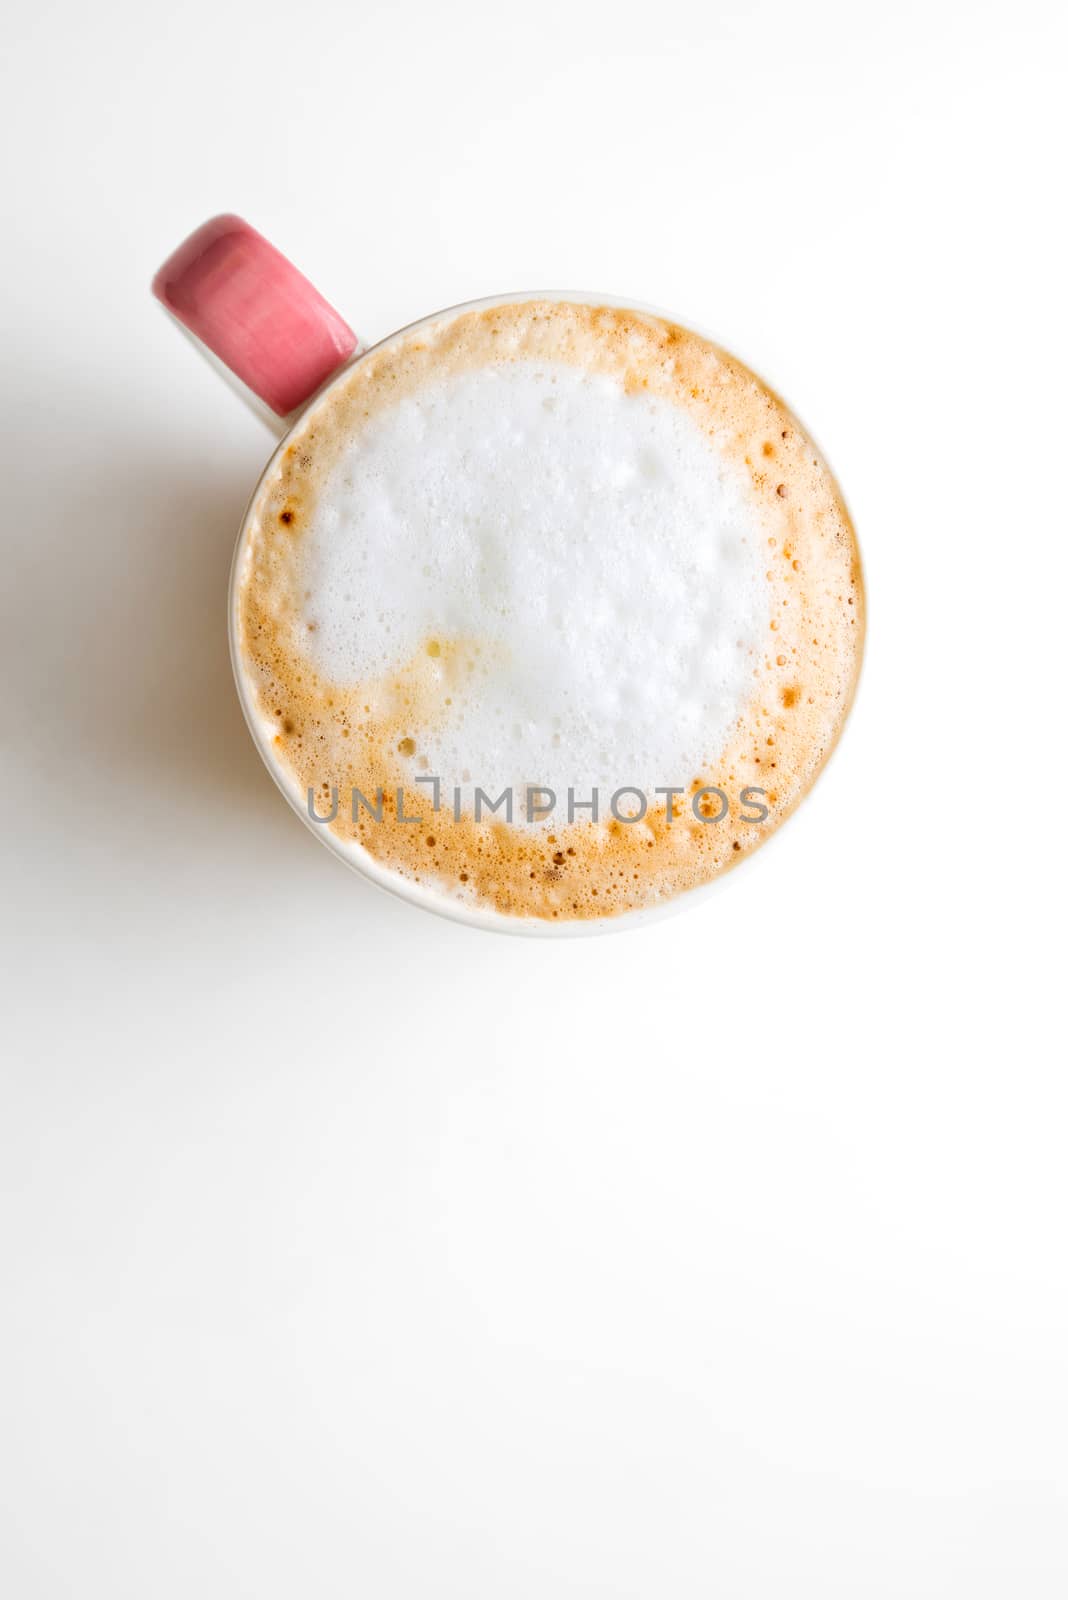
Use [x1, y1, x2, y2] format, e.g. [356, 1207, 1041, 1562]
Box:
[2, 0, 1065, 1593]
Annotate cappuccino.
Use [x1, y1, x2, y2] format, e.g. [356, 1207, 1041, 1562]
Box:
[234, 299, 862, 923]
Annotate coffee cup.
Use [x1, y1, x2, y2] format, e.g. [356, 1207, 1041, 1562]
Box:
[154, 215, 863, 935]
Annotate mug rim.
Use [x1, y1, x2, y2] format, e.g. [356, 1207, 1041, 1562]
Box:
[227, 289, 866, 938]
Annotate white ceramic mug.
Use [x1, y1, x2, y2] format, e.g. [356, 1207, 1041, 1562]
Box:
[153, 215, 856, 935]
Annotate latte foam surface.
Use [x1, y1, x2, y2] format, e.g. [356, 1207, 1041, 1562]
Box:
[235, 299, 863, 923]
[302, 361, 767, 799]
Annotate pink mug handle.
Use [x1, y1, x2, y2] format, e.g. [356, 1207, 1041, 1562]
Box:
[152, 214, 359, 421]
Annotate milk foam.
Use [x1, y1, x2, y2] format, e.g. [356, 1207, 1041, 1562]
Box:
[237, 298, 864, 924]
[299, 360, 768, 799]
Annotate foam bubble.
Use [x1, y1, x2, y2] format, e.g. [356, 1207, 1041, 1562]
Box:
[299, 360, 768, 797]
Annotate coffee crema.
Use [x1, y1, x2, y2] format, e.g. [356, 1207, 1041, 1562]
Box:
[234, 299, 863, 923]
